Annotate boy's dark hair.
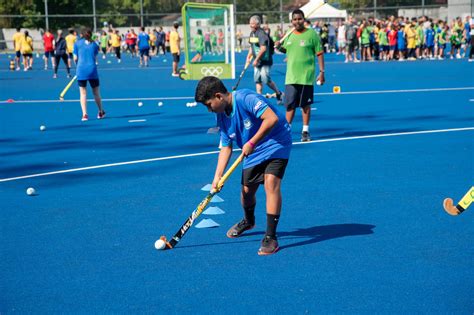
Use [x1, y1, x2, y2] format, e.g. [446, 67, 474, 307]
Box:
[16, 27, 21, 32]
[141, 26, 145, 32]
[82, 28, 92, 41]
[291, 9, 305, 19]
[195, 76, 228, 104]
[173, 22, 179, 29]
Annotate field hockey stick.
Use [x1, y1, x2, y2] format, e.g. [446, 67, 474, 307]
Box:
[279, 0, 328, 44]
[59, 75, 77, 101]
[443, 186, 474, 216]
[232, 58, 252, 91]
[161, 153, 244, 249]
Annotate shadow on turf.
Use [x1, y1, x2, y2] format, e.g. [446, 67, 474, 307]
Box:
[277, 223, 376, 250]
[176, 223, 375, 251]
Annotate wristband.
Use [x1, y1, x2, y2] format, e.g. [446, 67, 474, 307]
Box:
[248, 141, 256, 148]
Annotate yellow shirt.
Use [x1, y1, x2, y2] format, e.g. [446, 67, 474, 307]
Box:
[406, 27, 416, 49]
[65, 34, 77, 53]
[20, 36, 33, 54]
[149, 33, 157, 46]
[110, 33, 121, 47]
[13, 32, 23, 51]
[170, 30, 180, 54]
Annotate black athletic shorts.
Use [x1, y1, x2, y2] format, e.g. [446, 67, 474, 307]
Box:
[241, 158, 288, 185]
[78, 79, 100, 88]
[284, 84, 314, 110]
[172, 53, 180, 63]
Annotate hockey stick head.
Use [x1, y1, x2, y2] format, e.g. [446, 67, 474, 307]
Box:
[159, 236, 174, 249]
[443, 198, 462, 216]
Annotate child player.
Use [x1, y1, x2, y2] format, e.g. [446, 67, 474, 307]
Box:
[73, 29, 106, 121]
[194, 76, 292, 255]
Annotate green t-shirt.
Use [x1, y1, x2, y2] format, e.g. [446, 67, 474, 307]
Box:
[416, 26, 424, 45]
[210, 33, 217, 45]
[438, 30, 447, 44]
[100, 35, 108, 48]
[361, 27, 370, 44]
[282, 28, 322, 86]
[194, 34, 204, 52]
[378, 30, 388, 46]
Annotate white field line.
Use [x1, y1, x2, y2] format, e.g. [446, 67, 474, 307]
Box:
[1, 126, 473, 183]
[1, 86, 473, 104]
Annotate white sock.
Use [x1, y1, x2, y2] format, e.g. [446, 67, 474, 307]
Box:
[302, 125, 309, 132]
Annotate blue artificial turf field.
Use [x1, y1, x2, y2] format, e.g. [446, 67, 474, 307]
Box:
[0, 51, 473, 313]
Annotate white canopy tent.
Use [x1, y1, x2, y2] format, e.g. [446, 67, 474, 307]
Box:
[293, 0, 348, 20]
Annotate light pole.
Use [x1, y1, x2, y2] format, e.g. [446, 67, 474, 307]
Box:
[140, 0, 144, 27]
[44, 0, 49, 30]
[92, 0, 97, 32]
[280, 0, 283, 31]
[373, 0, 376, 19]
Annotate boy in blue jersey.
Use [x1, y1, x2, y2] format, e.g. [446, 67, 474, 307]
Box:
[195, 76, 292, 255]
[397, 25, 406, 61]
[424, 24, 435, 59]
[73, 28, 105, 121]
[137, 27, 150, 67]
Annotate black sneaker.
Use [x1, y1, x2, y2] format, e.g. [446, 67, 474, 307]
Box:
[226, 218, 255, 238]
[276, 92, 284, 105]
[258, 235, 279, 255]
[301, 131, 311, 142]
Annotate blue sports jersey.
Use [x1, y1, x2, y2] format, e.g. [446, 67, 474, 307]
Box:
[138, 32, 150, 49]
[425, 29, 435, 46]
[218, 89, 292, 169]
[397, 30, 405, 49]
[73, 39, 99, 80]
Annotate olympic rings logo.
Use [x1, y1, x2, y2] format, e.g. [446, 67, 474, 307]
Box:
[200, 66, 224, 77]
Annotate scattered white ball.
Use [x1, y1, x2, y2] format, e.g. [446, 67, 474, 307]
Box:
[40, 125, 46, 131]
[158, 101, 163, 106]
[186, 102, 190, 107]
[316, 80, 322, 86]
[138, 102, 143, 107]
[154, 239, 166, 250]
[26, 187, 36, 196]
[163, 59, 167, 62]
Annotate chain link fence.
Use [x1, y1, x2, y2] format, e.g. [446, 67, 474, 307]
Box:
[1, 0, 472, 51]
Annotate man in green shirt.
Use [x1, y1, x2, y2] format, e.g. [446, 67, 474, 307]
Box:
[276, 9, 325, 142]
[191, 29, 204, 63]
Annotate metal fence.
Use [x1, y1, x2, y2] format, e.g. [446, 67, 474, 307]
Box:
[1, 0, 472, 50]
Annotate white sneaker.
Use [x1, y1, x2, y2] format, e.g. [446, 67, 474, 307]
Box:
[15, 67, 20, 71]
[456, 54, 461, 59]
[118, 59, 121, 63]
[102, 55, 106, 59]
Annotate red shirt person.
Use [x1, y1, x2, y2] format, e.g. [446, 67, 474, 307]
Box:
[43, 30, 55, 70]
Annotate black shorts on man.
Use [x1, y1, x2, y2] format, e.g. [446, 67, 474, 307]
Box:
[284, 84, 314, 110]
